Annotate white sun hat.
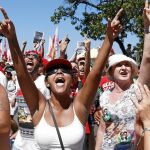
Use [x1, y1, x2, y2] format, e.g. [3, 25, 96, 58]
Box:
[107, 54, 138, 77]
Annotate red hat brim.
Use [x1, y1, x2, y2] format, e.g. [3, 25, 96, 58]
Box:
[46, 58, 72, 73]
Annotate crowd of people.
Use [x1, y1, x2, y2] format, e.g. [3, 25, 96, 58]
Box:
[0, 1, 150, 150]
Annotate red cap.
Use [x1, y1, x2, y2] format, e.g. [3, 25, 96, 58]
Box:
[24, 50, 42, 63]
[24, 50, 39, 55]
[46, 58, 72, 73]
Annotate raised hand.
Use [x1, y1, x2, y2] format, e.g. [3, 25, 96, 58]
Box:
[41, 39, 45, 45]
[133, 83, 150, 128]
[22, 40, 27, 46]
[59, 36, 69, 53]
[0, 7, 16, 39]
[106, 8, 123, 40]
[84, 37, 91, 51]
[144, 0, 150, 28]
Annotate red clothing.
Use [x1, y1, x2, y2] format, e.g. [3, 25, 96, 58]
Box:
[16, 89, 23, 96]
[0, 65, 4, 74]
[99, 75, 114, 91]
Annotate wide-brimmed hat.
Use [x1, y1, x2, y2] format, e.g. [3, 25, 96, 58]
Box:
[107, 54, 138, 77]
[45, 58, 72, 73]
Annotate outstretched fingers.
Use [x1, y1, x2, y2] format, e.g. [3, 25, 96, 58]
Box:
[138, 83, 149, 103]
[107, 18, 111, 28]
[114, 8, 124, 21]
[0, 7, 9, 20]
[145, 0, 150, 8]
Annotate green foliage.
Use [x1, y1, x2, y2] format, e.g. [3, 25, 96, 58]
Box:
[50, 0, 145, 61]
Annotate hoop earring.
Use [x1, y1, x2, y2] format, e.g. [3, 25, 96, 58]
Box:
[46, 84, 50, 88]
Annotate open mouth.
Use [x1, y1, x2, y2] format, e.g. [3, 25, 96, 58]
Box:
[120, 71, 128, 76]
[27, 61, 33, 66]
[26, 61, 34, 68]
[26, 61, 34, 72]
[55, 77, 65, 86]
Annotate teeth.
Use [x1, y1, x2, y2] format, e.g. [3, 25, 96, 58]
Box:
[56, 83, 64, 86]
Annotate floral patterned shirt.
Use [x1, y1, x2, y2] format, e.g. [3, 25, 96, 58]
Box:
[99, 84, 140, 150]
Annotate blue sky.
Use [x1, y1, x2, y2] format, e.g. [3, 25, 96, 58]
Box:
[0, 0, 139, 59]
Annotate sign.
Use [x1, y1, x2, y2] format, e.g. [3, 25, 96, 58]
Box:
[33, 31, 44, 43]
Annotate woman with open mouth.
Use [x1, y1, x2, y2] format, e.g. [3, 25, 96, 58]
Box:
[0, 6, 134, 150]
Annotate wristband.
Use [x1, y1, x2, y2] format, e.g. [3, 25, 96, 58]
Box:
[143, 127, 150, 132]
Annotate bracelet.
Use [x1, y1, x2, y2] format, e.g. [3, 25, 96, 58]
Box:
[137, 128, 150, 146]
[143, 127, 150, 133]
[141, 128, 150, 136]
[144, 26, 150, 34]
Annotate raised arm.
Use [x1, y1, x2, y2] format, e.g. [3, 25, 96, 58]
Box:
[0, 8, 43, 119]
[0, 84, 10, 150]
[75, 9, 123, 124]
[138, 0, 150, 88]
[21, 40, 27, 54]
[84, 38, 91, 78]
[38, 39, 45, 58]
[59, 36, 70, 59]
[133, 83, 150, 150]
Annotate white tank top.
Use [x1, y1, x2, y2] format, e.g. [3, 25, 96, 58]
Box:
[34, 105, 85, 150]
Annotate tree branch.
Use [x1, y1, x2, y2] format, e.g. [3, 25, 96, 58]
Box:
[114, 37, 129, 56]
[79, 0, 100, 9]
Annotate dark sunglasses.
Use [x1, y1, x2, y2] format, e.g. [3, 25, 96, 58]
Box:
[47, 68, 72, 76]
[24, 54, 39, 59]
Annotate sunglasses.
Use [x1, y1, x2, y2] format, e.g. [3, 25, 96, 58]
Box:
[24, 54, 39, 59]
[47, 68, 72, 76]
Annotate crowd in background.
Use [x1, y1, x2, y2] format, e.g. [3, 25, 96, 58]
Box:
[0, 1, 150, 150]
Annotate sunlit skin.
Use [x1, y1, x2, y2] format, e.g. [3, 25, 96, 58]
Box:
[38, 66, 45, 75]
[24, 52, 40, 74]
[0, 6, 127, 149]
[110, 61, 133, 88]
[71, 61, 79, 82]
[78, 59, 85, 79]
[46, 69, 73, 96]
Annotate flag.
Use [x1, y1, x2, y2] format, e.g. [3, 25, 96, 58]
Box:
[37, 39, 45, 58]
[7, 48, 12, 63]
[0, 39, 3, 58]
[2, 38, 7, 61]
[47, 36, 56, 61]
[37, 43, 43, 57]
[46, 26, 59, 61]
[54, 26, 59, 52]
[47, 36, 52, 61]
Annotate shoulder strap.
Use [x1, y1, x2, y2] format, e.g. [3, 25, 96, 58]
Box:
[48, 101, 65, 150]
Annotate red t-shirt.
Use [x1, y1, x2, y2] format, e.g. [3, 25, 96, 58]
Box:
[99, 76, 114, 91]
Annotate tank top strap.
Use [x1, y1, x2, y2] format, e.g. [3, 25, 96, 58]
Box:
[40, 100, 49, 120]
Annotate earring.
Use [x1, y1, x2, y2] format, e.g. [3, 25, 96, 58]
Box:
[46, 84, 50, 88]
